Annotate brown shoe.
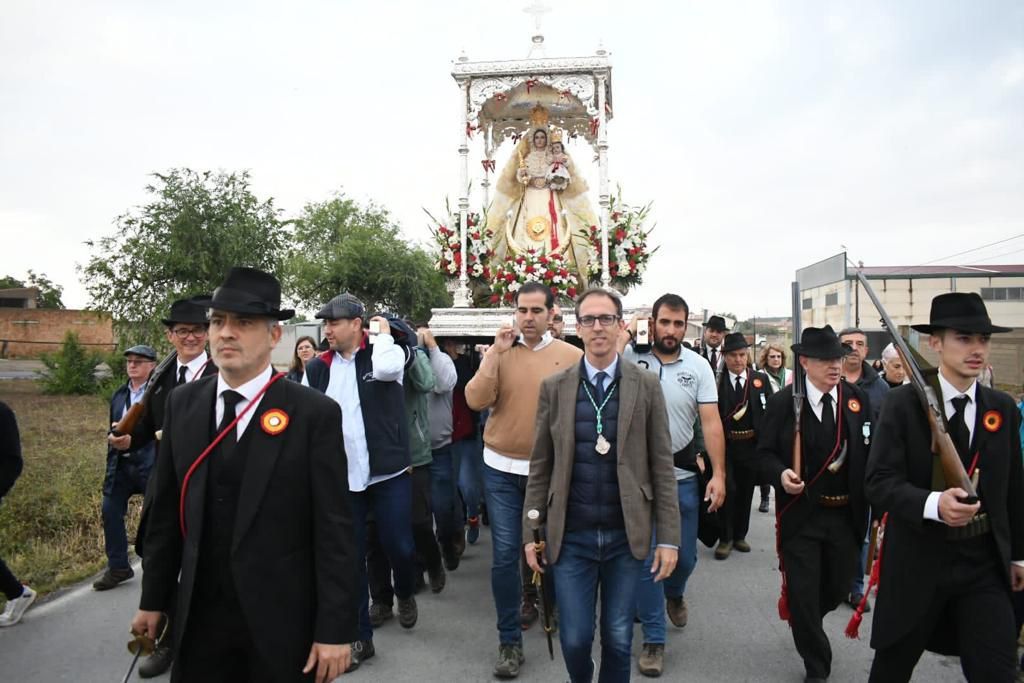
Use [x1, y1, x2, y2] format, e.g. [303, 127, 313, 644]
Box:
[520, 594, 539, 630]
[666, 596, 688, 628]
[638, 642, 664, 677]
[714, 541, 733, 560]
[733, 539, 751, 553]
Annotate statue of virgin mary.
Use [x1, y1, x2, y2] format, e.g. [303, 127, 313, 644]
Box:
[486, 104, 597, 283]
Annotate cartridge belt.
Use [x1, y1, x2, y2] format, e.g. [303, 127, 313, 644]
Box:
[947, 512, 991, 541]
[818, 494, 850, 508]
[726, 429, 756, 441]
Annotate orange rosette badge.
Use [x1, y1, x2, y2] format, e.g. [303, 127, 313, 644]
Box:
[261, 409, 289, 436]
[982, 410, 1002, 433]
[847, 399, 861, 414]
[752, 378, 763, 389]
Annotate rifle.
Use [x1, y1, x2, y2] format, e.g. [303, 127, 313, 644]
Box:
[790, 282, 805, 480]
[854, 271, 978, 503]
[111, 350, 177, 438]
[526, 509, 555, 660]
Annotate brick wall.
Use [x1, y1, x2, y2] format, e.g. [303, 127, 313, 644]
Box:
[0, 309, 114, 358]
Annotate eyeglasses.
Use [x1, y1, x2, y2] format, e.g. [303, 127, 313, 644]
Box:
[552, 316, 564, 322]
[577, 314, 620, 327]
[171, 327, 207, 339]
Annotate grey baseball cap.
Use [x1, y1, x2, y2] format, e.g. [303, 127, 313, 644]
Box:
[124, 344, 158, 360]
[315, 293, 366, 321]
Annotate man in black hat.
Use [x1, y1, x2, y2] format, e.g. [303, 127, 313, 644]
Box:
[131, 267, 357, 683]
[303, 292, 417, 671]
[96, 345, 157, 592]
[714, 332, 773, 560]
[698, 315, 728, 378]
[865, 292, 1024, 682]
[758, 325, 871, 682]
[107, 297, 219, 677]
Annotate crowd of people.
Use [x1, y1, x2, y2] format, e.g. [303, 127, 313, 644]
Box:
[0, 265, 1022, 683]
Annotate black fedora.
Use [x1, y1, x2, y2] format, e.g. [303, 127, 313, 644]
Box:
[194, 267, 294, 321]
[706, 315, 728, 332]
[791, 325, 847, 360]
[910, 292, 1011, 335]
[161, 297, 210, 327]
[722, 332, 750, 353]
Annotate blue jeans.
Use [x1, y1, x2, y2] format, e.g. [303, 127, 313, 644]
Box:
[551, 528, 641, 683]
[483, 463, 529, 645]
[350, 472, 416, 641]
[851, 526, 870, 596]
[454, 435, 483, 520]
[101, 456, 152, 570]
[636, 475, 699, 644]
[429, 445, 460, 546]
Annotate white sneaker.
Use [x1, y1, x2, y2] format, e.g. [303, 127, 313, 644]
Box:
[0, 586, 37, 627]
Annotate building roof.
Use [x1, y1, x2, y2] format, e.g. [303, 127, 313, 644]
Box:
[858, 265, 1024, 278]
[0, 287, 40, 299]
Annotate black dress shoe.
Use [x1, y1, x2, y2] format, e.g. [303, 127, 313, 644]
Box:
[758, 499, 770, 513]
[138, 644, 174, 678]
[93, 567, 134, 591]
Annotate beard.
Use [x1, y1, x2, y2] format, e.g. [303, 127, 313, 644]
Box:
[654, 335, 679, 354]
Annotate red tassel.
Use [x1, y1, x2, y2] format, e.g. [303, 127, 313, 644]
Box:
[844, 513, 888, 639]
[845, 610, 863, 639]
[778, 583, 791, 622]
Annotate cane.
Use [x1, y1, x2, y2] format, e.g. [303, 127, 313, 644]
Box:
[123, 614, 167, 683]
[527, 509, 555, 660]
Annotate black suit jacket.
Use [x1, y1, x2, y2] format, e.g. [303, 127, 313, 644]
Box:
[758, 380, 870, 545]
[140, 374, 358, 679]
[719, 369, 773, 464]
[131, 355, 218, 452]
[865, 383, 1024, 653]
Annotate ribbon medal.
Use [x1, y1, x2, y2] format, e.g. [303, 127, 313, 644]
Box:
[862, 422, 871, 445]
[583, 378, 617, 456]
[261, 409, 289, 436]
[982, 410, 1002, 433]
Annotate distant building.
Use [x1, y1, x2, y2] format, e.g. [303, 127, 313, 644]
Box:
[0, 287, 40, 309]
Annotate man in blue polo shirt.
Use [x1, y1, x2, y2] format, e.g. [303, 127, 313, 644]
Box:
[617, 293, 727, 677]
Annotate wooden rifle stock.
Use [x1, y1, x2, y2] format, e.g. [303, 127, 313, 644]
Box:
[111, 350, 178, 438]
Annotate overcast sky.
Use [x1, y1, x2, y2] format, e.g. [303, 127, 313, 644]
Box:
[2, 0, 1022, 318]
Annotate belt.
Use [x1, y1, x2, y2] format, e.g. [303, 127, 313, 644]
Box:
[947, 512, 991, 541]
[727, 429, 755, 441]
[817, 494, 850, 508]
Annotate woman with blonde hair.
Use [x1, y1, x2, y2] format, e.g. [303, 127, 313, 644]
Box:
[758, 343, 791, 393]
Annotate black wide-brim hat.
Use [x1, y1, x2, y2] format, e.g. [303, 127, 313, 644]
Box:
[193, 267, 294, 321]
[722, 332, 750, 353]
[791, 325, 847, 360]
[705, 315, 728, 332]
[161, 297, 211, 327]
[910, 292, 1011, 335]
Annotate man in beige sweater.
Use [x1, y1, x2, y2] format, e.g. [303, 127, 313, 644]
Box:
[466, 281, 582, 679]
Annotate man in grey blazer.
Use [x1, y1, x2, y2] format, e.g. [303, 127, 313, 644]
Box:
[523, 288, 680, 683]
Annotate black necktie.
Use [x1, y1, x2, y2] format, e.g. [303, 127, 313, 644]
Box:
[217, 390, 245, 460]
[735, 375, 743, 396]
[710, 348, 718, 368]
[950, 395, 971, 464]
[594, 371, 608, 404]
[177, 365, 188, 386]
[820, 392, 836, 443]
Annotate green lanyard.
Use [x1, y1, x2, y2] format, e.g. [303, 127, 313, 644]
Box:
[583, 379, 618, 437]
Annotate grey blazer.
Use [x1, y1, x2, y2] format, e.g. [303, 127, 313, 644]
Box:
[522, 358, 680, 563]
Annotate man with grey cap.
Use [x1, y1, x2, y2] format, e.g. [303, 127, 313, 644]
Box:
[304, 292, 417, 671]
[96, 344, 158, 591]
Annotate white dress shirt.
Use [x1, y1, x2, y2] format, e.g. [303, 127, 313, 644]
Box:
[178, 351, 210, 383]
[214, 364, 273, 441]
[923, 373, 978, 523]
[729, 370, 746, 392]
[804, 379, 838, 424]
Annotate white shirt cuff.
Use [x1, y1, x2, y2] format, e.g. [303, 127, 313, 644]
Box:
[656, 544, 679, 550]
[923, 491, 943, 523]
[1013, 561, 1024, 568]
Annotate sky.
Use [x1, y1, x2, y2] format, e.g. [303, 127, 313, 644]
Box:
[2, 0, 1022, 319]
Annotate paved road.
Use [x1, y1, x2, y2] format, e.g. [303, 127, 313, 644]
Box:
[0, 500, 965, 682]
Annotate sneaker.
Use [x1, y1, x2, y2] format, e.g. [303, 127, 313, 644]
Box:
[520, 594, 539, 630]
[666, 596, 688, 628]
[345, 639, 375, 672]
[428, 563, 446, 594]
[368, 602, 393, 627]
[467, 516, 481, 544]
[137, 643, 173, 678]
[397, 596, 418, 629]
[638, 642, 665, 677]
[0, 586, 36, 627]
[733, 539, 751, 553]
[93, 567, 135, 591]
[714, 541, 733, 560]
[493, 642, 525, 679]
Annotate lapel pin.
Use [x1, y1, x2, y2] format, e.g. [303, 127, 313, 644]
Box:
[982, 410, 1002, 433]
[261, 409, 289, 436]
[847, 399, 861, 414]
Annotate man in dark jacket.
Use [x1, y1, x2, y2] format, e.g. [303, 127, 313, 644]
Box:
[865, 293, 1024, 682]
[0, 401, 35, 628]
[131, 267, 356, 683]
[758, 325, 871, 682]
[95, 345, 157, 591]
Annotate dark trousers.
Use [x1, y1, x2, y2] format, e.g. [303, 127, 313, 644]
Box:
[0, 558, 21, 600]
[429, 445, 461, 551]
[720, 454, 757, 543]
[368, 465, 440, 606]
[101, 458, 150, 570]
[175, 596, 302, 683]
[868, 536, 1017, 682]
[782, 508, 860, 678]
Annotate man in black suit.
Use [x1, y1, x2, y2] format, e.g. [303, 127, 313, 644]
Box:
[865, 292, 1024, 682]
[758, 325, 871, 682]
[715, 332, 773, 560]
[131, 267, 357, 683]
[109, 297, 219, 677]
[697, 315, 728, 379]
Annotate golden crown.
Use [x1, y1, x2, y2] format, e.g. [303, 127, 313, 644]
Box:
[550, 129, 563, 144]
[529, 104, 549, 129]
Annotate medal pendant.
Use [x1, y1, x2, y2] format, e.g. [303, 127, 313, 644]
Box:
[595, 434, 611, 455]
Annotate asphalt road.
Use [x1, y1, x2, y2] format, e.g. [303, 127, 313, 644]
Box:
[0, 498, 965, 682]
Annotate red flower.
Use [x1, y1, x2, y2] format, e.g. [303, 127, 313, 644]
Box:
[516, 256, 525, 265]
[567, 287, 577, 297]
[471, 232, 480, 240]
[559, 269, 568, 278]
[505, 273, 515, 283]
[550, 287, 558, 296]
[611, 212, 621, 221]
[489, 294, 500, 304]
[629, 259, 636, 269]
[615, 229, 626, 240]
[525, 265, 535, 273]
[545, 270, 555, 279]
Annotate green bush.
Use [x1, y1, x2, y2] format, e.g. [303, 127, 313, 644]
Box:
[39, 332, 102, 395]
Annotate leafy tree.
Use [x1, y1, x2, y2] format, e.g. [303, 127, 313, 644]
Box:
[285, 194, 450, 322]
[0, 271, 66, 309]
[80, 169, 287, 341]
[39, 332, 101, 395]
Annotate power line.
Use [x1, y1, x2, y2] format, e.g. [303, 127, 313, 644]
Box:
[909, 233, 1024, 268]
[970, 245, 1024, 264]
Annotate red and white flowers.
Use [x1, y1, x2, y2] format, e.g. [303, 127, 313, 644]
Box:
[489, 250, 579, 306]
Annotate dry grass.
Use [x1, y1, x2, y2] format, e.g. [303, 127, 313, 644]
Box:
[0, 380, 142, 604]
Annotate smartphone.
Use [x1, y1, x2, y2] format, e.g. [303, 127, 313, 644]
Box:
[368, 319, 380, 344]
[635, 318, 652, 354]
